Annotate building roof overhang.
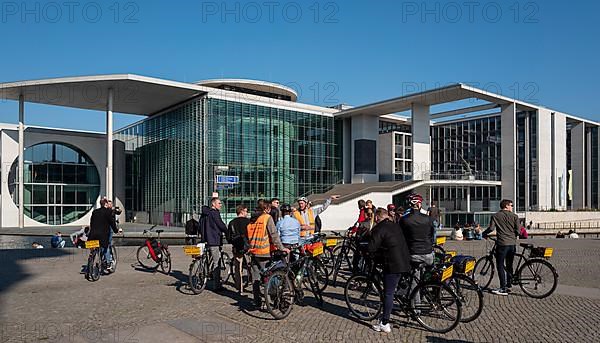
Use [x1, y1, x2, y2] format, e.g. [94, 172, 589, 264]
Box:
[0, 74, 211, 115]
[333, 83, 542, 119]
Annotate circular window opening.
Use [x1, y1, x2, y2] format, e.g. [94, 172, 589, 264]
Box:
[8, 142, 100, 225]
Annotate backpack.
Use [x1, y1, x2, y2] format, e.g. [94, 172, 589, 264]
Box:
[185, 218, 199, 236]
[198, 206, 210, 243]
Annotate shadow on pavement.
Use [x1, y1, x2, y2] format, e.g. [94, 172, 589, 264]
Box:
[0, 248, 74, 316]
[426, 337, 474, 343]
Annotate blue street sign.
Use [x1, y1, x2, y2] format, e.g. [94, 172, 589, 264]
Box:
[216, 175, 239, 184]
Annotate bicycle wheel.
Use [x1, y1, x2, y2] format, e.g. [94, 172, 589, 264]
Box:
[86, 249, 101, 282]
[344, 275, 382, 321]
[410, 281, 462, 334]
[306, 264, 324, 306]
[243, 259, 253, 288]
[332, 245, 355, 272]
[450, 274, 483, 323]
[473, 256, 494, 289]
[220, 251, 231, 282]
[321, 246, 335, 267]
[264, 270, 294, 320]
[517, 259, 558, 299]
[137, 245, 159, 270]
[332, 246, 356, 286]
[189, 257, 208, 294]
[160, 248, 172, 275]
[109, 245, 118, 273]
[310, 258, 329, 292]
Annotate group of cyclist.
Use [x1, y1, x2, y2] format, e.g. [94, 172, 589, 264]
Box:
[200, 195, 340, 308]
[81, 191, 521, 334]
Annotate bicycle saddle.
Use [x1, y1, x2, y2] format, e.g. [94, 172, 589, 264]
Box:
[520, 243, 533, 249]
[156, 229, 164, 234]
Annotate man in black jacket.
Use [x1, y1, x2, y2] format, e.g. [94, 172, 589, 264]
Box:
[185, 214, 200, 245]
[201, 197, 228, 291]
[369, 207, 411, 333]
[399, 193, 435, 310]
[89, 198, 119, 270]
[227, 204, 250, 294]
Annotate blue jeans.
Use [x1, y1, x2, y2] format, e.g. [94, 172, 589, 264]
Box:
[382, 273, 402, 325]
[102, 230, 113, 263]
[495, 245, 515, 289]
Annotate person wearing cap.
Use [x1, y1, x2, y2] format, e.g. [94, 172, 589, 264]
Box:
[293, 195, 340, 238]
[387, 204, 396, 223]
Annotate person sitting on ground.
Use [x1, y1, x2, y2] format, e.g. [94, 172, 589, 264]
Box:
[51, 231, 65, 248]
[474, 223, 483, 240]
[556, 231, 565, 239]
[567, 229, 579, 239]
[452, 224, 464, 241]
[31, 242, 44, 249]
[70, 226, 90, 248]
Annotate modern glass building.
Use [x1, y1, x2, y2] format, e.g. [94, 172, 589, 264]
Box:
[116, 80, 340, 224]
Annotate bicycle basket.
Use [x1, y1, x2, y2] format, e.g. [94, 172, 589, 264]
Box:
[450, 255, 476, 274]
[304, 242, 324, 257]
[530, 247, 553, 259]
[427, 263, 454, 282]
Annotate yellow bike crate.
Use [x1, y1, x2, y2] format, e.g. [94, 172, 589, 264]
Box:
[85, 240, 99, 249]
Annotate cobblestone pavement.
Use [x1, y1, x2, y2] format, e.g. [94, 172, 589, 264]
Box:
[1, 238, 599, 342]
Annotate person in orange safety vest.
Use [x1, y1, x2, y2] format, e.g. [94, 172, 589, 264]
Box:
[292, 195, 340, 237]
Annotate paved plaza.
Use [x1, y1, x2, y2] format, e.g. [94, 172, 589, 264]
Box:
[1, 238, 600, 343]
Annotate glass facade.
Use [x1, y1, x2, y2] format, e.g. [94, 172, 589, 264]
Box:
[393, 132, 412, 181]
[8, 142, 100, 224]
[116, 96, 340, 225]
[431, 116, 502, 180]
[588, 126, 599, 209]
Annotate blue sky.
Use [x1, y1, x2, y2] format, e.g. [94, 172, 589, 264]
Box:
[0, 0, 598, 131]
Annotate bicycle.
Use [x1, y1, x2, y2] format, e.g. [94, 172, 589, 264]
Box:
[262, 241, 325, 319]
[444, 256, 484, 323]
[84, 240, 116, 281]
[472, 237, 558, 298]
[432, 236, 484, 323]
[345, 259, 462, 333]
[223, 251, 252, 290]
[330, 227, 358, 286]
[187, 244, 231, 294]
[136, 225, 172, 275]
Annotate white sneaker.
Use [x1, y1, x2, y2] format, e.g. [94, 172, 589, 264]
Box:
[491, 288, 508, 296]
[372, 322, 391, 333]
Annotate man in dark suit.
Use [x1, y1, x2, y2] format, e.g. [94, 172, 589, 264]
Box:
[89, 198, 119, 270]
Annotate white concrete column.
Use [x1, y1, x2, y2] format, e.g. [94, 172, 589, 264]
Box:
[411, 103, 430, 180]
[537, 109, 553, 210]
[552, 113, 567, 210]
[18, 95, 24, 228]
[571, 122, 585, 209]
[350, 114, 379, 183]
[466, 187, 471, 212]
[501, 103, 517, 202]
[106, 88, 114, 201]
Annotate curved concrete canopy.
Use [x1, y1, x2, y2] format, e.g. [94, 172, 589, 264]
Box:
[196, 78, 298, 102]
